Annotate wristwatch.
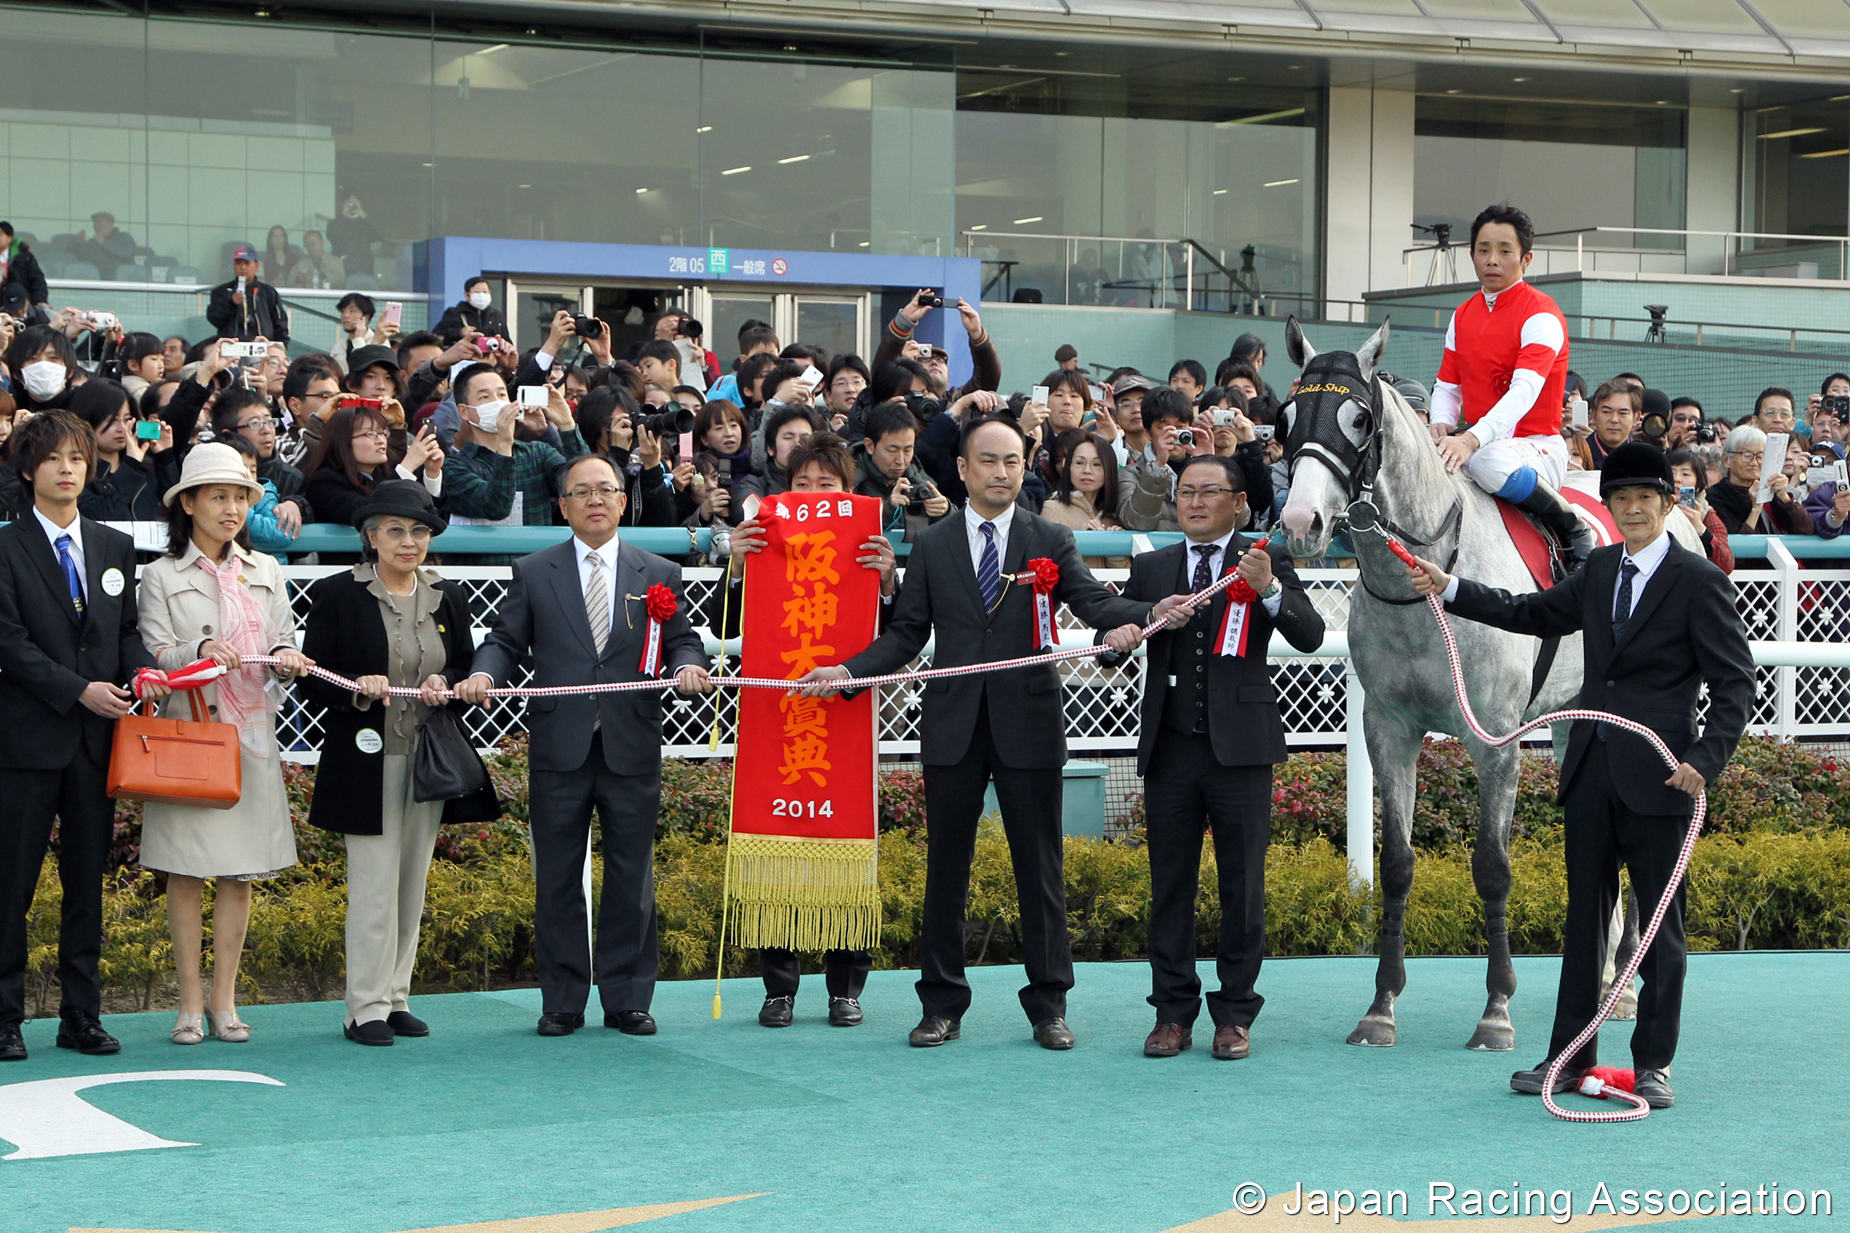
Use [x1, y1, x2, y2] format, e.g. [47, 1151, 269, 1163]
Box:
[1259, 580, 1282, 601]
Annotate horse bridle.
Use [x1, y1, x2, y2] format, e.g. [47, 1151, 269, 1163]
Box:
[1283, 354, 1463, 604]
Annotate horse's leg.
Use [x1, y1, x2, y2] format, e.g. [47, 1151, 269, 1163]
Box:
[1347, 713, 1421, 1047]
[1465, 739, 1519, 1051]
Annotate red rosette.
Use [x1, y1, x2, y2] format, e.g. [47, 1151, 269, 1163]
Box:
[645, 582, 678, 623]
[1025, 556, 1059, 594]
[1226, 577, 1260, 605]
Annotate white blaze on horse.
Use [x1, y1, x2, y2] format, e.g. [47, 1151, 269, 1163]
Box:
[1275, 318, 1694, 1050]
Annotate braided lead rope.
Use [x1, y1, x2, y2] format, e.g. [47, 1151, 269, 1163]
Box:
[215, 565, 1255, 702]
[1378, 535, 1700, 1123]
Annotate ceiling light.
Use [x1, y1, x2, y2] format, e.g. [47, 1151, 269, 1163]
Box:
[1512, 76, 1528, 82]
[777, 154, 811, 164]
[1288, 64, 1302, 69]
[1799, 148, 1850, 159]
[1655, 100, 1669, 105]
[1213, 189, 1228, 195]
[1446, 88, 1462, 95]
[696, 125, 713, 133]
[635, 187, 650, 194]
[1264, 179, 1299, 188]
[722, 166, 752, 175]
[1730, 88, 1745, 94]
[783, 44, 798, 51]
[517, 183, 531, 189]
[253, 6, 270, 15]
[1054, 51, 1069, 57]
[1013, 216, 1043, 224]
[969, 224, 988, 231]
[1760, 127, 1826, 139]
[1228, 76, 1245, 82]
[858, 241, 869, 247]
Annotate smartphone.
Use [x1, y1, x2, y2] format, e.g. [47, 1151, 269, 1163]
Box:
[381, 301, 403, 330]
[1570, 397, 1588, 431]
[798, 366, 824, 391]
[135, 419, 162, 442]
[1031, 385, 1049, 405]
[516, 385, 550, 408]
[1678, 485, 1697, 509]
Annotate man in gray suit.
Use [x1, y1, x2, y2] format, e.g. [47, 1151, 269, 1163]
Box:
[458, 455, 710, 1037]
[798, 416, 1192, 1049]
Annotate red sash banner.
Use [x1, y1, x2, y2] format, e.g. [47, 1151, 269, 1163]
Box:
[727, 491, 883, 952]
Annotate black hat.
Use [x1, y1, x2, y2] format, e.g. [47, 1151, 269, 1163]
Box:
[1600, 442, 1676, 496]
[350, 479, 447, 535]
[347, 344, 398, 376]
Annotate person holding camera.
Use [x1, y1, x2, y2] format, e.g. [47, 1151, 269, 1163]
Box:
[874, 290, 1000, 399]
[433, 275, 509, 347]
[206, 245, 288, 344]
[1117, 455, 1323, 1062]
[443, 367, 586, 527]
[571, 385, 677, 528]
[1663, 449, 1733, 572]
[682, 399, 753, 528]
[70, 379, 176, 521]
[1567, 381, 1642, 470]
[852, 401, 953, 537]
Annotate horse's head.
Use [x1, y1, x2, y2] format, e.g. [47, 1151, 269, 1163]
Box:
[1277, 317, 1389, 558]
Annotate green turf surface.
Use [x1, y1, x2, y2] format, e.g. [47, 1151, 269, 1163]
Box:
[2, 953, 1843, 1232]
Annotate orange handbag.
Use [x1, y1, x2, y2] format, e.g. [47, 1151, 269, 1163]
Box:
[107, 689, 243, 809]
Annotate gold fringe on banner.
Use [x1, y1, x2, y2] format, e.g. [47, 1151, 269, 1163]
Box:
[727, 835, 881, 952]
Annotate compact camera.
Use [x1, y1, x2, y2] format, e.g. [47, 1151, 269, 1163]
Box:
[915, 291, 944, 310]
[1210, 409, 1241, 428]
[1174, 429, 1195, 449]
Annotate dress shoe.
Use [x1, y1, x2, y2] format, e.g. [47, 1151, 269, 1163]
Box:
[758, 995, 794, 1028]
[0, 1026, 24, 1062]
[1211, 1024, 1251, 1060]
[207, 1010, 251, 1042]
[344, 1019, 395, 1047]
[536, 1012, 585, 1036]
[56, 1015, 120, 1056]
[171, 1012, 204, 1046]
[908, 1015, 960, 1047]
[1633, 1067, 1675, 1109]
[828, 997, 864, 1027]
[1143, 1022, 1192, 1057]
[386, 1010, 429, 1037]
[1032, 1017, 1076, 1050]
[1510, 1059, 1590, 1095]
[607, 1010, 657, 1035]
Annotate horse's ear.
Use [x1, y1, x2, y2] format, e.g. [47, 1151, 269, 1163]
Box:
[1354, 318, 1390, 380]
[1284, 316, 1316, 368]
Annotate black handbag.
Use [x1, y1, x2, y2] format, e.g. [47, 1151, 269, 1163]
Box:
[413, 704, 491, 802]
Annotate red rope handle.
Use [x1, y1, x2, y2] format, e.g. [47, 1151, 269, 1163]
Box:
[1385, 536, 1699, 1123]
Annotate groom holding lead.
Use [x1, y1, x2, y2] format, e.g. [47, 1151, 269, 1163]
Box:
[797, 415, 1192, 1050]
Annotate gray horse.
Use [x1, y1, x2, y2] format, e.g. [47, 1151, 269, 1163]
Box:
[1275, 318, 1583, 1051]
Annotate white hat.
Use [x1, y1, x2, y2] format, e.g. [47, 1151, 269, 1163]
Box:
[162, 442, 264, 506]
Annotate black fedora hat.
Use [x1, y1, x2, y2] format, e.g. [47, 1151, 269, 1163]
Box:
[1599, 442, 1676, 496]
[350, 479, 447, 534]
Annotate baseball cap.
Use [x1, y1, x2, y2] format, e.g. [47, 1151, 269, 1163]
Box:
[232, 244, 258, 263]
[1111, 373, 1154, 397]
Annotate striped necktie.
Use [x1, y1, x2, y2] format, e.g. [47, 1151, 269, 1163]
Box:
[585, 551, 610, 656]
[977, 521, 1001, 612]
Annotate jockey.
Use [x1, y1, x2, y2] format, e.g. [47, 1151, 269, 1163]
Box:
[1429, 203, 1595, 574]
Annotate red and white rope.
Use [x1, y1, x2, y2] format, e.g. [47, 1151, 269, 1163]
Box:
[154, 566, 1256, 703]
[1379, 535, 1698, 1123]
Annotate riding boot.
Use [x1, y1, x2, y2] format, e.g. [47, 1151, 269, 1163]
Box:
[1518, 480, 1596, 577]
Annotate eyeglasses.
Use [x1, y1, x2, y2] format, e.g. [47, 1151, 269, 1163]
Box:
[565, 484, 623, 502]
[238, 417, 277, 432]
[352, 429, 389, 442]
[374, 524, 432, 542]
[1176, 485, 1236, 502]
[1733, 451, 1765, 463]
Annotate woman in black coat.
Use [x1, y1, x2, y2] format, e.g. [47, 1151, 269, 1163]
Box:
[299, 481, 497, 1046]
[432, 275, 510, 345]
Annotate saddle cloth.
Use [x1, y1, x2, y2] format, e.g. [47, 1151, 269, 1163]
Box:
[1497, 479, 1620, 590]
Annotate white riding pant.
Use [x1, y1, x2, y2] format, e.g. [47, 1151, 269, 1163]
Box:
[1464, 434, 1569, 502]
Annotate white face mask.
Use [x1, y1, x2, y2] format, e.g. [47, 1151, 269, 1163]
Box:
[471, 400, 509, 434]
[467, 290, 492, 311]
[21, 360, 66, 401]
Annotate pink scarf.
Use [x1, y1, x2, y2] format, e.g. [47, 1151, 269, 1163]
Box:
[195, 553, 275, 756]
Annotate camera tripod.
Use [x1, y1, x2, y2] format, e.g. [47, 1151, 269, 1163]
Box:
[1413, 222, 1457, 286]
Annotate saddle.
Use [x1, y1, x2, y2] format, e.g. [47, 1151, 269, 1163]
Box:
[1496, 485, 1619, 589]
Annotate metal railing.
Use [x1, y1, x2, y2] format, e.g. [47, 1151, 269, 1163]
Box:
[1403, 226, 1850, 288]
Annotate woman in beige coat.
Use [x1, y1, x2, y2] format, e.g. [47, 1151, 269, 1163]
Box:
[137, 443, 312, 1045]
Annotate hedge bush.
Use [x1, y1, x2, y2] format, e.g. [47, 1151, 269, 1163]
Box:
[22, 736, 1850, 1013]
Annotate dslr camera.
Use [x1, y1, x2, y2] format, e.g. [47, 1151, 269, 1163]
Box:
[571, 314, 604, 340]
[903, 390, 946, 420]
[641, 406, 694, 438]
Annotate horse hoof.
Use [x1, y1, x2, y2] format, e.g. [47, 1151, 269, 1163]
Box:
[1611, 989, 1638, 1021]
[1466, 1024, 1515, 1052]
[1347, 1016, 1397, 1047]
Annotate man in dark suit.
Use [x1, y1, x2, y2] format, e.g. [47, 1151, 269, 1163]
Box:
[457, 455, 709, 1037]
[1117, 455, 1325, 1061]
[0, 412, 165, 1061]
[797, 416, 1191, 1049]
[1407, 442, 1754, 1109]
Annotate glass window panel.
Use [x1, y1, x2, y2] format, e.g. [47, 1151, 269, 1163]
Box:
[1637, 0, 1766, 34]
[1752, 0, 1850, 37]
[795, 299, 861, 361]
[1534, 0, 1657, 24]
[1746, 103, 1850, 249]
[708, 295, 777, 366]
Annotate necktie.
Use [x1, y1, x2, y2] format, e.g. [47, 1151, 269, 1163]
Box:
[1612, 558, 1638, 641]
[1192, 543, 1217, 593]
[55, 533, 84, 623]
[977, 521, 1001, 612]
[584, 551, 610, 656]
